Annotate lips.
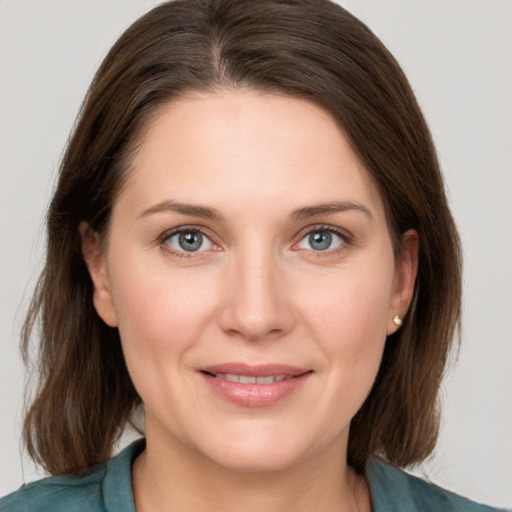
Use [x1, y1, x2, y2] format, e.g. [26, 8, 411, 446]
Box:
[199, 364, 312, 407]
[211, 373, 291, 384]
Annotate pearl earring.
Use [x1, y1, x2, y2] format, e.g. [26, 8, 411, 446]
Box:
[393, 315, 402, 327]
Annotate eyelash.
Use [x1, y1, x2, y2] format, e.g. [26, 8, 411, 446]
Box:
[158, 226, 216, 259]
[293, 224, 352, 255]
[157, 224, 352, 258]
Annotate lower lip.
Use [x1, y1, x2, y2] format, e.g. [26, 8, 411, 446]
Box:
[200, 372, 312, 407]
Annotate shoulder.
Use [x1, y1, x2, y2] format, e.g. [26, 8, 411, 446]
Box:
[0, 466, 106, 512]
[368, 457, 508, 512]
[0, 439, 144, 512]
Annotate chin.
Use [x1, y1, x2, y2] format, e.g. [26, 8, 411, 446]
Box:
[208, 446, 307, 474]
[193, 423, 330, 474]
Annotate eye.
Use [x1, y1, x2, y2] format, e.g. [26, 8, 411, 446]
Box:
[296, 229, 346, 251]
[164, 229, 213, 253]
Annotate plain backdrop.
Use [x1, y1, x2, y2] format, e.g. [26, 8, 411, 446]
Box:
[1, 0, 511, 508]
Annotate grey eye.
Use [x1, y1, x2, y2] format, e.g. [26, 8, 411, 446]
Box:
[166, 231, 213, 252]
[297, 229, 344, 251]
[308, 231, 332, 251]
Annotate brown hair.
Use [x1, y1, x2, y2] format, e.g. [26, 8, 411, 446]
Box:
[22, 0, 462, 475]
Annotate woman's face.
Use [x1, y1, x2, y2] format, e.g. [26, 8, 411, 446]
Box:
[84, 91, 417, 472]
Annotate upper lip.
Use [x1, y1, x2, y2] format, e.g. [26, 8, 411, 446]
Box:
[199, 363, 311, 378]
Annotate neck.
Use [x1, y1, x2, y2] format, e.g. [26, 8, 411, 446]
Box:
[132, 422, 371, 512]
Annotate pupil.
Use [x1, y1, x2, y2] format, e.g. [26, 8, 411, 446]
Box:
[309, 231, 331, 251]
[179, 232, 202, 251]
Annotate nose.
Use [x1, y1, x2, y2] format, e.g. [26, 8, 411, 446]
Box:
[218, 247, 296, 342]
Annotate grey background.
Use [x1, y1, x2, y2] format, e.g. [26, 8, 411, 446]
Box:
[1, 0, 511, 507]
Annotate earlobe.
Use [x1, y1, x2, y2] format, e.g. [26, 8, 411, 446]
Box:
[79, 221, 118, 327]
[387, 229, 419, 335]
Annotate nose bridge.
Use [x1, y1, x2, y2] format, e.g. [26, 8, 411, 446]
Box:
[219, 239, 293, 340]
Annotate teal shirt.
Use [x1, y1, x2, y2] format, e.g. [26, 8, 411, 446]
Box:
[0, 440, 507, 511]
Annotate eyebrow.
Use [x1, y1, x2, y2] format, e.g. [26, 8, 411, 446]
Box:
[291, 201, 372, 221]
[139, 200, 372, 222]
[139, 201, 223, 221]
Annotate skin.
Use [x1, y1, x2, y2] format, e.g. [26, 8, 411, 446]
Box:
[81, 91, 418, 512]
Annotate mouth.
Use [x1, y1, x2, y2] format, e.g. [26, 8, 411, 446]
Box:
[203, 373, 295, 384]
[198, 364, 312, 407]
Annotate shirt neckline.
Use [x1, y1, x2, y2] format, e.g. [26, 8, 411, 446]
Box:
[102, 439, 413, 512]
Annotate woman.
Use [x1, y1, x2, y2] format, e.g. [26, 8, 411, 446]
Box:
[0, 0, 505, 511]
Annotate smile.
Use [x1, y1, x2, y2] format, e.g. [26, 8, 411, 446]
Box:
[209, 373, 292, 384]
[199, 364, 312, 407]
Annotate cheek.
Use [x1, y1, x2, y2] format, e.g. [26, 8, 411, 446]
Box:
[298, 260, 394, 368]
[108, 263, 224, 428]
[107, 252, 220, 388]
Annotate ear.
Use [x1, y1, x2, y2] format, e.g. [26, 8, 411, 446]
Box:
[387, 229, 419, 335]
[79, 221, 118, 327]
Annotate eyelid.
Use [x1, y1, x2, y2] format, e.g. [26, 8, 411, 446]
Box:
[158, 225, 220, 256]
[156, 223, 352, 257]
[292, 224, 353, 252]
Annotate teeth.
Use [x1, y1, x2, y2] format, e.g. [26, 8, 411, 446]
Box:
[256, 375, 275, 384]
[213, 373, 290, 384]
[239, 375, 257, 384]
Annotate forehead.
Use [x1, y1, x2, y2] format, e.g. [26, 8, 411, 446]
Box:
[118, 91, 386, 222]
